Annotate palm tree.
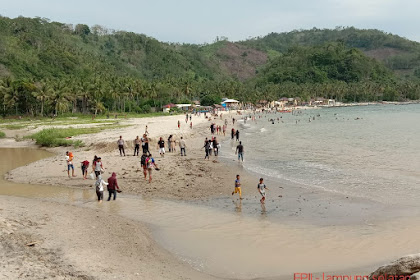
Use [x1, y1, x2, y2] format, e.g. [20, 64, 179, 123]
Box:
[32, 81, 52, 116]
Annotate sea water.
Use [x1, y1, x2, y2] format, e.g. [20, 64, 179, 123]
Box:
[224, 104, 420, 206]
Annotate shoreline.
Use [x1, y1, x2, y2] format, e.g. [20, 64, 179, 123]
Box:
[1, 112, 420, 278]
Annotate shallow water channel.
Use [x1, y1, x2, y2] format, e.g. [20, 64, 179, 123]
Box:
[1, 148, 420, 279]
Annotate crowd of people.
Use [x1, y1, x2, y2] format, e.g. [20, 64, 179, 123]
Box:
[65, 110, 274, 205]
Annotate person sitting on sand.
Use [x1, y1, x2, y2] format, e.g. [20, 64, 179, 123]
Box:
[232, 174, 243, 200]
[65, 151, 76, 178]
[81, 160, 89, 179]
[257, 178, 269, 204]
[107, 172, 120, 201]
[95, 175, 108, 203]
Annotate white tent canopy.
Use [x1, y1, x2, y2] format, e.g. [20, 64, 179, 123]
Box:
[221, 99, 239, 104]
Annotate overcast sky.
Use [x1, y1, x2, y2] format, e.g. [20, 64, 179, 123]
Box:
[1, 0, 419, 43]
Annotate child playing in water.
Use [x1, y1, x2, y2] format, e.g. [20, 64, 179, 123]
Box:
[232, 175, 243, 200]
[257, 178, 268, 204]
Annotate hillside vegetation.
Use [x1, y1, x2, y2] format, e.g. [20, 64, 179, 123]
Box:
[0, 16, 420, 117]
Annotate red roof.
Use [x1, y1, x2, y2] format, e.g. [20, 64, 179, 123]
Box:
[163, 103, 176, 108]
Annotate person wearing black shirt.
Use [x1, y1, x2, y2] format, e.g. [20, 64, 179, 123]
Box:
[157, 137, 165, 157]
[203, 138, 210, 160]
[236, 141, 244, 162]
[213, 137, 219, 156]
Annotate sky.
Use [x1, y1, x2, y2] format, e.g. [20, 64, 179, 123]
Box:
[0, 0, 419, 44]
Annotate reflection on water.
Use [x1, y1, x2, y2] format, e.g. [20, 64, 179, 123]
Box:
[2, 148, 420, 278]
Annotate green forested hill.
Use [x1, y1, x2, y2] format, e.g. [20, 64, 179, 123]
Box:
[238, 27, 420, 78]
[0, 16, 420, 116]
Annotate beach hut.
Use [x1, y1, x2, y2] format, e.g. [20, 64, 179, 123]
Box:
[221, 99, 240, 109]
[162, 103, 176, 113]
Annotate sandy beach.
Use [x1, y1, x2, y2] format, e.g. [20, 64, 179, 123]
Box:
[5, 112, 247, 201]
[2, 111, 420, 279]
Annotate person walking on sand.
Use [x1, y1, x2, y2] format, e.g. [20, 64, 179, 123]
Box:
[235, 129, 240, 141]
[178, 120, 181, 129]
[117, 136, 125, 156]
[141, 134, 149, 154]
[93, 157, 103, 178]
[257, 178, 269, 204]
[190, 121, 193, 129]
[107, 172, 120, 201]
[140, 152, 148, 180]
[145, 125, 149, 135]
[236, 141, 244, 162]
[95, 175, 108, 203]
[171, 135, 176, 153]
[168, 135, 173, 152]
[146, 154, 158, 183]
[65, 151, 76, 178]
[203, 138, 210, 160]
[213, 137, 219, 156]
[179, 136, 186, 156]
[232, 174, 243, 200]
[158, 137, 165, 157]
[133, 136, 140, 156]
[81, 160, 89, 179]
[231, 128, 235, 140]
[223, 124, 226, 136]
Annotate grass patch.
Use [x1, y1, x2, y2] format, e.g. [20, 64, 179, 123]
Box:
[25, 124, 129, 147]
[0, 131, 5, 138]
[2, 124, 27, 130]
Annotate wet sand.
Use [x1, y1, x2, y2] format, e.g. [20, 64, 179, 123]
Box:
[2, 113, 420, 279]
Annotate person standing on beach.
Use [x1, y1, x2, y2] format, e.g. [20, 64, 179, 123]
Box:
[146, 154, 158, 183]
[95, 175, 108, 203]
[140, 153, 148, 180]
[65, 151, 76, 178]
[178, 120, 181, 129]
[179, 136, 186, 156]
[168, 135, 173, 152]
[117, 136, 125, 156]
[107, 172, 120, 201]
[158, 137, 165, 157]
[81, 160, 89, 179]
[257, 178, 268, 204]
[223, 125, 226, 136]
[235, 129, 240, 141]
[141, 134, 149, 154]
[203, 138, 210, 160]
[231, 128, 235, 140]
[232, 175, 243, 200]
[145, 125, 149, 135]
[213, 137, 219, 156]
[236, 141, 244, 162]
[93, 157, 103, 178]
[171, 135, 176, 153]
[133, 136, 141, 156]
